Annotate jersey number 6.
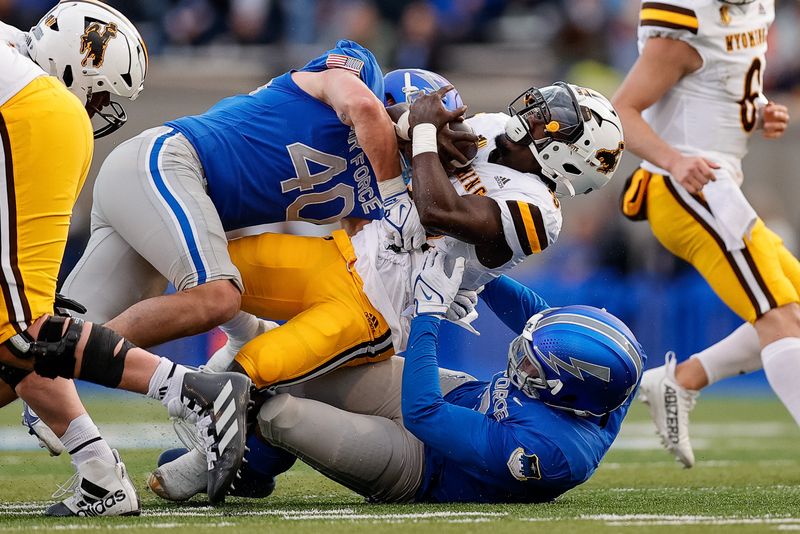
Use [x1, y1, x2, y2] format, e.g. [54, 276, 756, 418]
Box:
[739, 58, 763, 133]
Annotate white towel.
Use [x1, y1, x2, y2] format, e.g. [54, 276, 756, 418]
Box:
[701, 163, 756, 252]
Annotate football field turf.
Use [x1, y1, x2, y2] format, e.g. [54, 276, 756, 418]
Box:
[0, 394, 798, 533]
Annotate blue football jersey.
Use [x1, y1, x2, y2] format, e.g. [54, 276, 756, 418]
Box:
[413, 371, 634, 503]
[166, 40, 385, 231]
[403, 276, 644, 504]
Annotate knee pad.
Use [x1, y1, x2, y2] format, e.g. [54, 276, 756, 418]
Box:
[29, 316, 84, 380]
[79, 324, 135, 388]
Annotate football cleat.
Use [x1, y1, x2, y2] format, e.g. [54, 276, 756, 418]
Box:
[180, 371, 251, 504]
[46, 449, 140, 517]
[206, 319, 279, 372]
[148, 448, 206, 502]
[638, 352, 699, 468]
[22, 402, 65, 456]
[149, 447, 276, 501]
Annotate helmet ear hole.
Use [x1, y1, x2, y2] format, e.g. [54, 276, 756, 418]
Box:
[62, 65, 73, 88]
[562, 163, 582, 175]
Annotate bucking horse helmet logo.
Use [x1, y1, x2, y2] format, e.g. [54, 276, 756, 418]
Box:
[80, 21, 118, 68]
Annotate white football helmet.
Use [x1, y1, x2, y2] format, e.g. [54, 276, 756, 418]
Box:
[26, 0, 148, 138]
[505, 82, 624, 198]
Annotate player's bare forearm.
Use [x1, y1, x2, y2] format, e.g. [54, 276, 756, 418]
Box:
[612, 37, 702, 172]
[412, 153, 503, 244]
[614, 105, 683, 171]
[350, 102, 402, 181]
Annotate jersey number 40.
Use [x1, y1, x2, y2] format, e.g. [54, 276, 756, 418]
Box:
[280, 143, 355, 224]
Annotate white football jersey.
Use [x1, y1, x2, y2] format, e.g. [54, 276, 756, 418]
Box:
[0, 21, 44, 107]
[351, 113, 562, 351]
[637, 0, 774, 184]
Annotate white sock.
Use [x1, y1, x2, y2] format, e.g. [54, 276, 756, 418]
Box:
[60, 414, 116, 469]
[691, 322, 762, 385]
[219, 311, 260, 347]
[146, 357, 188, 407]
[762, 337, 800, 426]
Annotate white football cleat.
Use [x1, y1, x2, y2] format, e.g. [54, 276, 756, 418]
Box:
[46, 449, 140, 516]
[22, 402, 65, 456]
[207, 318, 279, 372]
[638, 352, 699, 468]
[148, 448, 208, 502]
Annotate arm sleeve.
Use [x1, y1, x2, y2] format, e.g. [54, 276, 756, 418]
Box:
[480, 275, 550, 334]
[401, 316, 505, 467]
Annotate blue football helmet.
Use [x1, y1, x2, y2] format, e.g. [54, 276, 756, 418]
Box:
[507, 305, 645, 417]
[383, 68, 463, 111]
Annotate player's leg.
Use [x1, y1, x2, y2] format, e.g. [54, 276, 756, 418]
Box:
[61, 224, 168, 324]
[68, 127, 242, 348]
[0, 76, 140, 515]
[149, 356, 475, 501]
[258, 393, 424, 502]
[226, 231, 393, 388]
[741, 224, 800, 424]
[645, 175, 800, 464]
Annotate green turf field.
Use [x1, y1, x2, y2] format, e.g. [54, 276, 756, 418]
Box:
[0, 394, 798, 533]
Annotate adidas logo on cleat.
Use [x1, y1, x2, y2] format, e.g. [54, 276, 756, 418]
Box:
[75, 490, 127, 517]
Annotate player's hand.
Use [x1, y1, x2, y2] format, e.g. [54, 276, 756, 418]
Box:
[666, 155, 719, 194]
[408, 86, 467, 131]
[439, 122, 479, 167]
[383, 190, 426, 251]
[446, 289, 478, 323]
[762, 102, 789, 139]
[413, 251, 465, 317]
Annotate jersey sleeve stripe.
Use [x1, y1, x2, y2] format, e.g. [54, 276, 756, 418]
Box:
[640, 5, 698, 34]
[641, 2, 697, 18]
[507, 200, 548, 255]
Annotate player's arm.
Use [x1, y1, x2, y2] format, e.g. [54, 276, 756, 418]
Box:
[480, 275, 550, 334]
[403, 253, 569, 481]
[402, 315, 502, 464]
[407, 87, 504, 245]
[612, 37, 718, 194]
[317, 68, 401, 182]
[403, 314, 568, 482]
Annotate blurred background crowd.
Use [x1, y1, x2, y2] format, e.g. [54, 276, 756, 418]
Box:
[5, 0, 800, 88]
[3, 0, 800, 384]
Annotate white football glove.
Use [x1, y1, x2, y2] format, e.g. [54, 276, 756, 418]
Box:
[383, 191, 426, 251]
[413, 250, 466, 317]
[379, 176, 426, 251]
[447, 289, 478, 322]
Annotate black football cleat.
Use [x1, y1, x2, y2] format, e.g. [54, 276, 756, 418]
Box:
[180, 371, 251, 504]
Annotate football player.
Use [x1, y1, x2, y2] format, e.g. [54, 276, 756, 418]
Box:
[147, 75, 628, 500]
[156, 255, 646, 504]
[0, 1, 251, 515]
[613, 0, 799, 467]
[60, 39, 429, 352]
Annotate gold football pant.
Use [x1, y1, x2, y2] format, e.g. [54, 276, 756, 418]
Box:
[0, 77, 93, 344]
[229, 230, 393, 389]
[640, 170, 800, 323]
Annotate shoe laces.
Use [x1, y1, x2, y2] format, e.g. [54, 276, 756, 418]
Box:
[195, 412, 220, 470]
[172, 417, 205, 454]
[52, 472, 80, 499]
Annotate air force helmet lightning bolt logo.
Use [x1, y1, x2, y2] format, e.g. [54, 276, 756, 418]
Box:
[534, 345, 611, 382]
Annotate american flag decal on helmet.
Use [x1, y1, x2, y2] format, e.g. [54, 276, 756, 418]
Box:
[326, 53, 364, 75]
